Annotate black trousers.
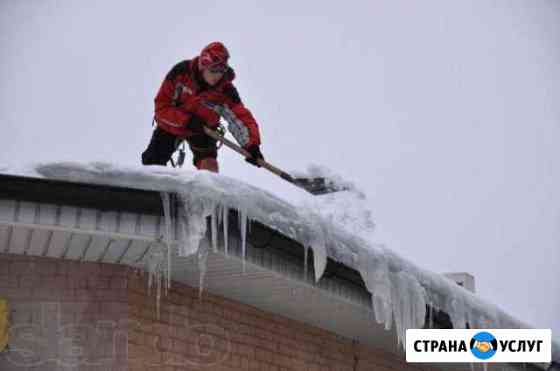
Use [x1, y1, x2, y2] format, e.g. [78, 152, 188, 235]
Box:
[141, 127, 217, 167]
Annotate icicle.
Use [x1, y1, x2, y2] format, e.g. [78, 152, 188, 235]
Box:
[239, 209, 247, 273]
[179, 212, 197, 256]
[448, 293, 467, 329]
[389, 271, 426, 350]
[311, 243, 327, 282]
[222, 206, 229, 256]
[427, 305, 433, 329]
[216, 204, 223, 229]
[145, 242, 166, 319]
[237, 208, 242, 236]
[176, 195, 214, 257]
[482, 363, 488, 371]
[156, 270, 161, 320]
[357, 245, 428, 351]
[391, 272, 403, 347]
[197, 238, 210, 300]
[302, 210, 328, 282]
[160, 192, 173, 292]
[469, 363, 475, 371]
[358, 248, 392, 331]
[211, 205, 218, 252]
[304, 246, 308, 281]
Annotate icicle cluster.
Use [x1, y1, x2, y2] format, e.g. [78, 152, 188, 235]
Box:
[357, 246, 426, 347]
[148, 189, 254, 302]
[34, 162, 560, 368]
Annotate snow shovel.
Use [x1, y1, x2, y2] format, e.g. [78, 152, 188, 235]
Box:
[202, 127, 347, 195]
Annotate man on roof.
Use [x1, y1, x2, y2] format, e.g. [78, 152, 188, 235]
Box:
[141, 41, 264, 172]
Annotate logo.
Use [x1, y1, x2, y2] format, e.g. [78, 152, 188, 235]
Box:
[406, 329, 551, 363]
[470, 332, 498, 360]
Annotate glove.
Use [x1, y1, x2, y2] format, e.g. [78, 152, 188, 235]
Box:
[183, 95, 220, 127]
[244, 144, 264, 167]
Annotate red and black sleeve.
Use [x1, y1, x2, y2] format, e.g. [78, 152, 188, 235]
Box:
[223, 84, 261, 147]
[154, 62, 192, 133]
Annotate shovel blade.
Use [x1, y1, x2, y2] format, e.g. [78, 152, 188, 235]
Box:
[292, 177, 350, 195]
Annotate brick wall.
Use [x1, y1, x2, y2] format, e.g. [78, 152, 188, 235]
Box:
[0, 253, 129, 371]
[1, 253, 435, 371]
[127, 270, 432, 371]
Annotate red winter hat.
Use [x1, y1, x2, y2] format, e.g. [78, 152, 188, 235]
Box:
[198, 42, 230, 70]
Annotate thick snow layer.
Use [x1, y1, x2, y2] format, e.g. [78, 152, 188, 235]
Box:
[8, 161, 558, 365]
[300, 183, 375, 239]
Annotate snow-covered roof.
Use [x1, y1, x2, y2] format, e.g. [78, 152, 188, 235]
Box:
[3, 162, 559, 366]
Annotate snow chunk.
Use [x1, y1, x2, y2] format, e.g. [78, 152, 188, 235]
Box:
[292, 164, 361, 196]
[299, 176, 374, 240]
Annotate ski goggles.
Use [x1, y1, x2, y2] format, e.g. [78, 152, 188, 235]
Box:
[206, 63, 228, 73]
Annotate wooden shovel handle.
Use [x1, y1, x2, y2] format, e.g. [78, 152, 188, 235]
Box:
[203, 127, 295, 182]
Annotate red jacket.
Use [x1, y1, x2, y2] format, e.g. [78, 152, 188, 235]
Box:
[154, 57, 261, 147]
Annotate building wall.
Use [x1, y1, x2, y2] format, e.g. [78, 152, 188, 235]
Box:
[0, 253, 128, 371]
[0, 253, 436, 371]
[127, 267, 432, 371]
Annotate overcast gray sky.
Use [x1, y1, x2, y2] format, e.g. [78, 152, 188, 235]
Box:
[1, 0, 559, 337]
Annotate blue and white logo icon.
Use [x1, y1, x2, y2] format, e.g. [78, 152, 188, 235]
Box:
[470, 331, 498, 360]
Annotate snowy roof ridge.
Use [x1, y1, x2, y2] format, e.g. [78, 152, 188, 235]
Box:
[21, 162, 560, 364]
